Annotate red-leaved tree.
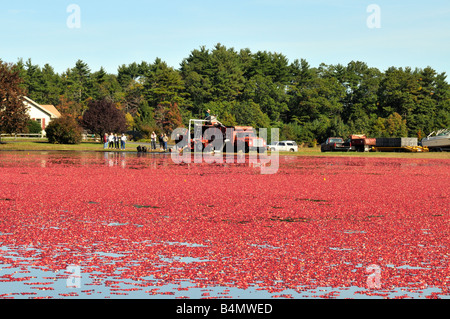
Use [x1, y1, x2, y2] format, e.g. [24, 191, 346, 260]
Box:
[0, 61, 30, 140]
[82, 98, 127, 137]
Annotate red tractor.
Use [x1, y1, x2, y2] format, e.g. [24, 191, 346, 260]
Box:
[185, 118, 266, 153]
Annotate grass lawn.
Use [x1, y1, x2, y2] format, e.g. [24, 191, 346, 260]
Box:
[1, 138, 449, 159]
[0, 138, 138, 152]
[281, 146, 450, 159]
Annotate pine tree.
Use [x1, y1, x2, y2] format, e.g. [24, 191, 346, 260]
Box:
[143, 59, 188, 132]
[61, 60, 93, 118]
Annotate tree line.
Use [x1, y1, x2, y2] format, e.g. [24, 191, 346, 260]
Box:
[3, 43, 450, 144]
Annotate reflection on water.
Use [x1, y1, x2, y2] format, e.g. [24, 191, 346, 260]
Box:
[0, 151, 171, 169]
[3, 151, 447, 169]
[0, 151, 281, 170]
[0, 259, 444, 299]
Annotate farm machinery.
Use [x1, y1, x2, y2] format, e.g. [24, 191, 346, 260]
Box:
[348, 135, 376, 152]
[180, 117, 267, 153]
[372, 137, 428, 152]
[321, 134, 429, 153]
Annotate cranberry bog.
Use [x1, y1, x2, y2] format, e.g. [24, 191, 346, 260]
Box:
[0, 151, 448, 299]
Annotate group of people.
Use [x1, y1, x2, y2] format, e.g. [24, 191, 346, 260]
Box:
[103, 110, 220, 153]
[150, 131, 169, 151]
[103, 133, 127, 150]
[136, 131, 169, 153]
[102, 131, 171, 153]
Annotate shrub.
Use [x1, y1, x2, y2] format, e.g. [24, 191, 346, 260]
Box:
[27, 119, 43, 134]
[46, 116, 83, 144]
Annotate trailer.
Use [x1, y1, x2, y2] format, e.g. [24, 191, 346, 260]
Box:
[372, 137, 428, 152]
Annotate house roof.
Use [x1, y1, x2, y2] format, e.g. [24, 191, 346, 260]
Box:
[23, 96, 61, 118]
[40, 104, 61, 118]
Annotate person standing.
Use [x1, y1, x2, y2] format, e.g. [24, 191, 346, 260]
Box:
[108, 133, 114, 149]
[114, 134, 120, 149]
[121, 133, 127, 150]
[103, 133, 108, 149]
[163, 133, 168, 151]
[159, 133, 164, 151]
[151, 131, 157, 151]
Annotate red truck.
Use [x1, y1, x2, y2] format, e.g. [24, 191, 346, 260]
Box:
[187, 119, 266, 153]
[232, 126, 267, 153]
[321, 137, 352, 152]
[348, 135, 376, 152]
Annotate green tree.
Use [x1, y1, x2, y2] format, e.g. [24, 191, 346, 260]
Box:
[134, 100, 156, 137]
[231, 101, 270, 129]
[16, 60, 63, 106]
[246, 51, 291, 84]
[61, 60, 93, 118]
[40, 63, 63, 106]
[91, 67, 121, 102]
[288, 68, 345, 123]
[143, 59, 188, 132]
[386, 112, 408, 137]
[411, 67, 450, 134]
[241, 73, 289, 122]
[180, 46, 214, 111]
[9, 49, 450, 144]
[117, 62, 149, 89]
[330, 61, 382, 124]
[378, 67, 419, 129]
[26, 119, 43, 134]
[18, 59, 44, 102]
[347, 105, 371, 135]
[180, 44, 245, 115]
[327, 116, 349, 138]
[369, 116, 387, 137]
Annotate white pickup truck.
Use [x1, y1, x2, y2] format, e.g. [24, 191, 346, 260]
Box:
[267, 140, 298, 152]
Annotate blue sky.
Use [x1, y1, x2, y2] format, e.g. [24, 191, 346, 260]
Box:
[1, 0, 449, 75]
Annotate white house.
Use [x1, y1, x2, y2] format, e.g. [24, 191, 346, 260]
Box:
[23, 96, 61, 135]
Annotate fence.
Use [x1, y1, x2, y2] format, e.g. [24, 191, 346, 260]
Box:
[82, 134, 100, 142]
[1, 133, 45, 139]
[1, 133, 101, 142]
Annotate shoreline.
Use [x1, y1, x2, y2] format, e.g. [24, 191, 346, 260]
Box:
[1, 140, 449, 159]
[1, 149, 449, 160]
